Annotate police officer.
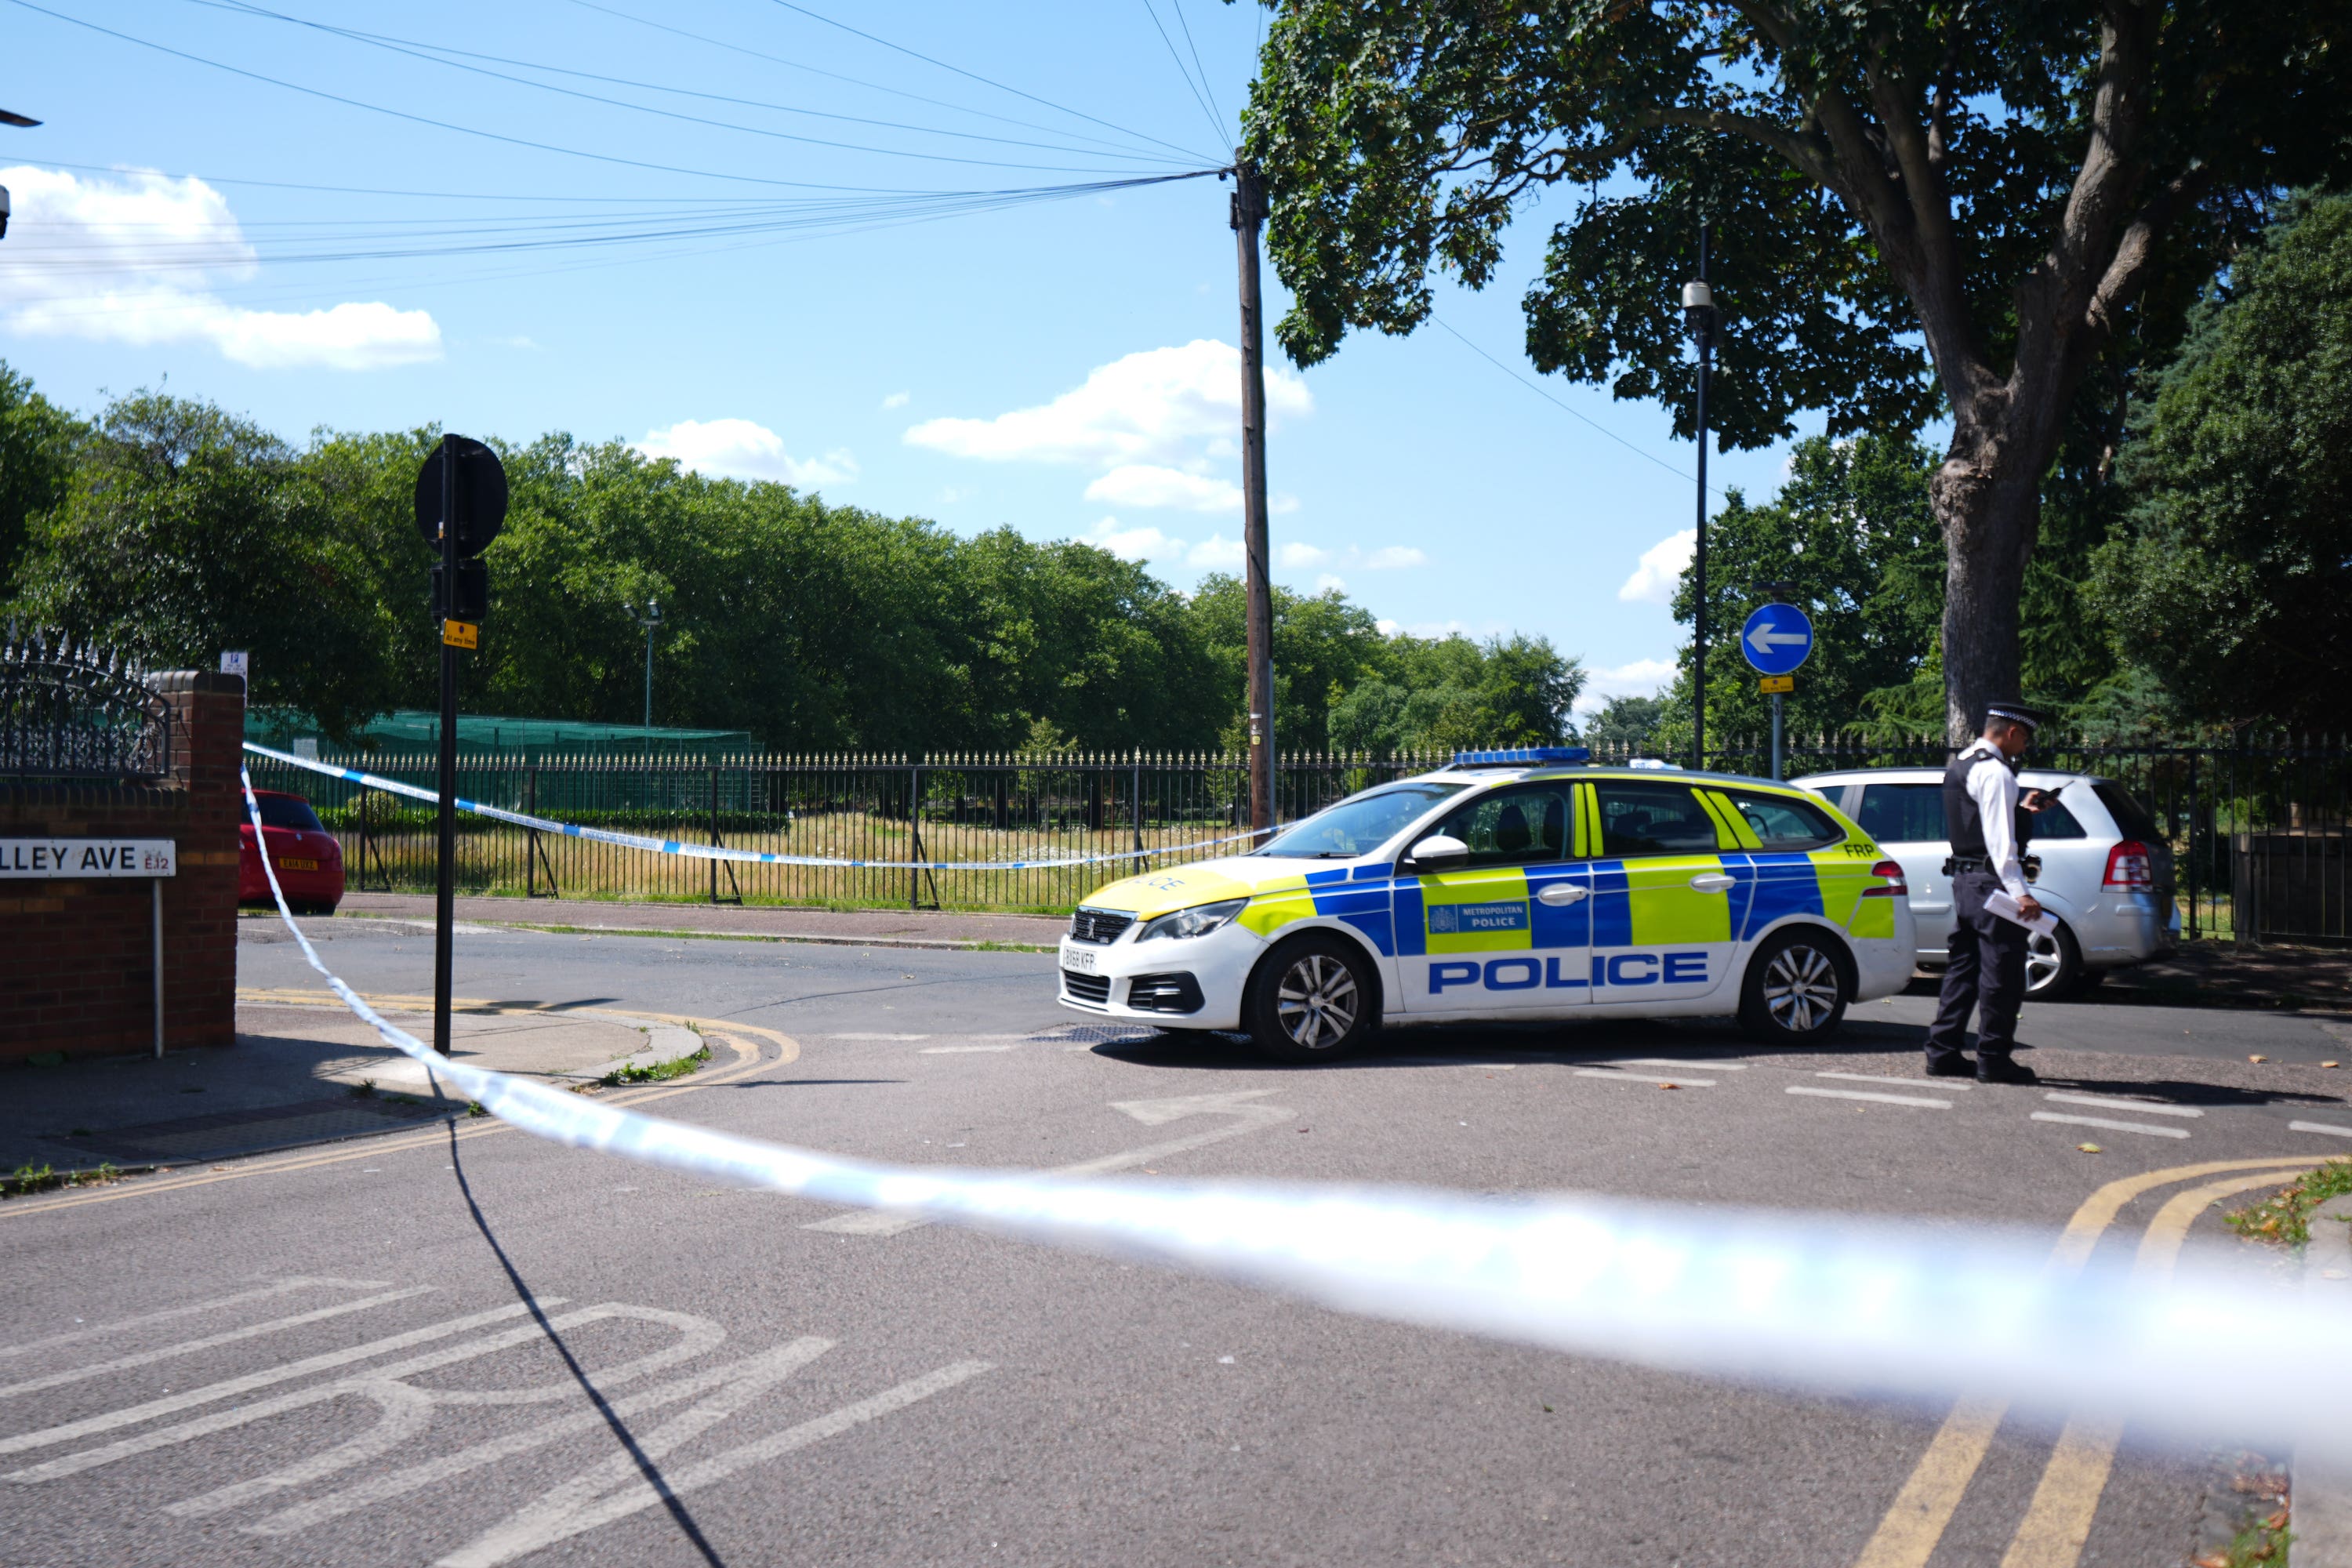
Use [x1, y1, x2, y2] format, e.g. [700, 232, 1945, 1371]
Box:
[1924, 702, 2053, 1083]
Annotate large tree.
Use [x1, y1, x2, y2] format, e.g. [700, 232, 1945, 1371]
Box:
[1244, 0, 2352, 738]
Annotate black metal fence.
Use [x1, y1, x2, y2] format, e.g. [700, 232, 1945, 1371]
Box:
[2, 627, 171, 779]
[243, 736, 2351, 942]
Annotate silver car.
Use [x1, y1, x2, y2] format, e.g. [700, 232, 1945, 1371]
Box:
[1791, 768, 2175, 998]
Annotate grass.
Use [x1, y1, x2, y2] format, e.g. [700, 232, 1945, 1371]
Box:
[5, 1162, 123, 1200]
[2225, 1159, 2352, 1246]
[598, 1044, 710, 1087]
[2195, 1519, 2293, 1566]
[346, 1078, 377, 1099]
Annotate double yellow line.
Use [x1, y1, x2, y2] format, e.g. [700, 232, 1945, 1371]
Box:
[1852, 1156, 2312, 1568]
[2, 990, 798, 1218]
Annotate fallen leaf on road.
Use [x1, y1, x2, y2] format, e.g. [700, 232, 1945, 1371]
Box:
[2251, 1054, 2267, 1063]
[1658, 1083, 1679, 1091]
[2078, 1143, 2103, 1153]
[2265, 1508, 2290, 1530]
[2194, 1555, 2230, 1567]
[1296, 1127, 1311, 1134]
[2324, 1061, 2340, 1069]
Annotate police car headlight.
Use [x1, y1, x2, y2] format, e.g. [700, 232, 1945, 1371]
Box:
[1137, 898, 1248, 941]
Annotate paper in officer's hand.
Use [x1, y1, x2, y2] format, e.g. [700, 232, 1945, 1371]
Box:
[1985, 890, 2057, 936]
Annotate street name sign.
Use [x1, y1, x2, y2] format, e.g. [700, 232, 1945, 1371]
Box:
[0, 839, 176, 877]
[1740, 603, 1813, 676]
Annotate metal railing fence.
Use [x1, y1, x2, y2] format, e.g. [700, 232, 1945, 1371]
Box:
[243, 736, 2350, 941]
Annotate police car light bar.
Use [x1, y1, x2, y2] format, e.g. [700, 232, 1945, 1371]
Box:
[1450, 747, 1592, 768]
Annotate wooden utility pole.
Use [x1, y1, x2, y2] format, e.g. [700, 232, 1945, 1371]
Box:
[1232, 158, 1274, 840]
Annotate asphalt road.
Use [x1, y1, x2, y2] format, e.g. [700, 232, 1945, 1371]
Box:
[3, 920, 2347, 1567]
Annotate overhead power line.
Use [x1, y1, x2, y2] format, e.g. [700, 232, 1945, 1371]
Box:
[187, 0, 1191, 176]
[561, 0, 1195, 169]
[1138, 0, 1226, 146]
[5, 0, 1123, 194]
[764, 0, 1219, 165]
[21, 158, 809, 204]
[1430, 316, 1725, 496]
[1168, 0, 1228, 132]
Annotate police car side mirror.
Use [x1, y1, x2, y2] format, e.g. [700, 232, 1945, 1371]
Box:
[1407, 834, 1468, 873]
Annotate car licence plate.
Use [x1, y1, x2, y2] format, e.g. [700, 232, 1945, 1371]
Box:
[1062, 946, 1097, 974]
[276, 858, 318, 872]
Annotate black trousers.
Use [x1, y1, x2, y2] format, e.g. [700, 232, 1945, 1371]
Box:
[1924, 868, 2028, 1063]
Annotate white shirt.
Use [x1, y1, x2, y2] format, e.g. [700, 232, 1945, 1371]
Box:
[1960, 742, 2029, 899]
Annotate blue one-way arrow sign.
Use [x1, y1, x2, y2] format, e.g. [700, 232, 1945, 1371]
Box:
[1740, 602, 1813, 676]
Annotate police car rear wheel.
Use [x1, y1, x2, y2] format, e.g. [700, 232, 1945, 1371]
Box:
[1247, 935, 1375, 1062]
[1738, 930, 1850, 1044]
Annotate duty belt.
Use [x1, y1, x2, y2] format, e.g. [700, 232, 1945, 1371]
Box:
[1943, 854, 2042, 881]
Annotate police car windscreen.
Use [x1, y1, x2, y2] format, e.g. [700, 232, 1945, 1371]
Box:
[1258, 782, 1470, 858]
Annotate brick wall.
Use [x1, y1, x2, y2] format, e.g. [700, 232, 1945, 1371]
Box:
[0, 671, 245, 1063]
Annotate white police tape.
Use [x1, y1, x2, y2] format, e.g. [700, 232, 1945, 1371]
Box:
[242, 740, 1263, 872]
[238, 764, 2352, 1457]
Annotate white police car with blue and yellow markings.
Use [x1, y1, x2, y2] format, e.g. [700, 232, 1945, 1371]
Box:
[1058, 749, 1916, 1062]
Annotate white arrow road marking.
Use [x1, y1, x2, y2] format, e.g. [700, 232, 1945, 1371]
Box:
[240, 1340, 835, 1537]
[437, 1359, 992, 1568]
[0, 1278, 391, 1363]
[804, 1090, 1294, 1237]
[0, 1287, 434, 1400]
[0, 1301, 553, 1461]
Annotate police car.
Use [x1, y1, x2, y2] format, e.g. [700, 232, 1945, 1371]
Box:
[1058, 749, 1916, 1062]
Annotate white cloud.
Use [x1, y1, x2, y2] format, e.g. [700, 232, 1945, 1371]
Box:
[1080, 517, 1186, 562]
[880, 390, 910, 409]
[1574, 658, 1680, 715]
[1618, 529, 1697, 604]
[0, 165, 441, 369]
[1278, 541, 1333, 569]
[1375, 618, 1400, 635]
[1186, 535, 1247, 569]
[1363, 545, 1428, 570]
[1314, 573, 1348, 594]
[637, 418, 857, 487]
[1083, 463, 1242, 513]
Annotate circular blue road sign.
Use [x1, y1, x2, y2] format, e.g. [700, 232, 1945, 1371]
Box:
[1740, 602, 1813, 676]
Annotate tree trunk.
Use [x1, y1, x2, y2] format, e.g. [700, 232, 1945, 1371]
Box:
[1933, 423, 2042, 745]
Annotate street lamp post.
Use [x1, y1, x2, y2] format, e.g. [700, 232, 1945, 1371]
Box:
[1682, 223, 1715, 771]
[0, 106, 41, 241]
[629, 600, 662, 728]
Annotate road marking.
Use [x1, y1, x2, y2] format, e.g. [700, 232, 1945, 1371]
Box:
[1786, 1086, 1950, 1109]
[2290, 1120, 2352, 1139]
[0, 1277, 385, 1362]
[2030, 1112, 2190, 1140]
[15, 1305, 720, 1490]
[1609, 1058, 1748, 1070]
[1996, 1171, 2294, 1568]
[440, 1359, 992, 1568]
[1849, 1159, 2313, 1568]
[243, 1338, 836, 1537]
[804, 1090, 1293, 1236]
[0, 1301, 553, 1460]
[1819, 1071, 1971, 1091]
[1573, 1069, 1716, 1087]
[831, 1033, 931, 1040]
[1, 1010, 789, 1218]
[2043, 1091, 2202, 1120]
[0, 1286, 433, 1399]
[919, 1044, 1016, 1054]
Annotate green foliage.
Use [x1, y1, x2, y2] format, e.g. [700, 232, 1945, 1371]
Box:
[2225, 1160, 2352, 1247]
[13, 391, 401, 739]
[0, 361, 81, 588]
[0, 370, 1574, 753]
[1581, 695, 1668, 751]
[2093, 193, 2352, 728]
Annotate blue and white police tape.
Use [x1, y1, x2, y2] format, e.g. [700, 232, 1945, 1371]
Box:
[242, 741, 1260, 872]
[238, 764, 2352, 1456]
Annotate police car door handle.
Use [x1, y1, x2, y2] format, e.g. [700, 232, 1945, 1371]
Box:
[1688, 873, 1737, 894]
[1535, 883, 1587, 906]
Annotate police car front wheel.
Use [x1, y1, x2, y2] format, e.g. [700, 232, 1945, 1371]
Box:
[1247, 935, 1377, 1063]
[1737, 928, 1852, 1044]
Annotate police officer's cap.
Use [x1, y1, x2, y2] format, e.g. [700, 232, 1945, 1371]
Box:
[1984, 702, 2048, 732]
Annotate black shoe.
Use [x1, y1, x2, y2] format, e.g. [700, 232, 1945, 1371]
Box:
[1924, 1054, 1974, 1078]
[1978, 1057, 2040, 1085]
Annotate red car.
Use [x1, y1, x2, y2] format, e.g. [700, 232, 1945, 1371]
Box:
[239, 789, 346, 915]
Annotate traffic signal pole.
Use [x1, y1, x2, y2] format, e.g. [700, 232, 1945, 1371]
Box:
[1232, 158, 1274, 841]
[433, 432, 458, 1056]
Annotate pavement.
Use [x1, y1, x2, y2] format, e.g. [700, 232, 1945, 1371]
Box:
[2, 911, 2349, 1565]
[2, 993, 705, 1175]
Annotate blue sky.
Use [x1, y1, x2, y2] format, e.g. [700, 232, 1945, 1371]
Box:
[2, 0, 1820, 717]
